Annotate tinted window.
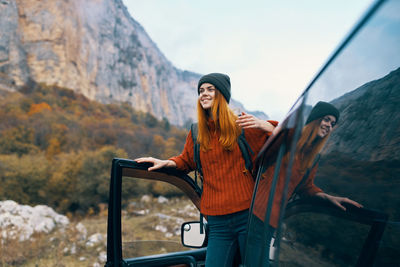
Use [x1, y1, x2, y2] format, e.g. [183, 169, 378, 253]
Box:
[246, 0, 400, 266]
[298, 1, 399, 265]
[245, 96, 305, 266]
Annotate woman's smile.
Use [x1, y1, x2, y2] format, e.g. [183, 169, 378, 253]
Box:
[199, 83, 216, 110]
[317, 115, 336, 138]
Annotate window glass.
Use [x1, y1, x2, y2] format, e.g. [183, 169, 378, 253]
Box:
[245, 96, 305, 266]
[121, 176, 200, 258]
[376, 222, 400, 266]
[280, 213, 370, 266]
[276, 0, 400, 266]
[246, 1, 399, 266]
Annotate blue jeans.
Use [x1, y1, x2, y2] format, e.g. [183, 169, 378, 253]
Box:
[205, 209, 249, 267]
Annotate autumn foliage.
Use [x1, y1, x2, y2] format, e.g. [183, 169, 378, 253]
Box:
[0, 84, 187, 214]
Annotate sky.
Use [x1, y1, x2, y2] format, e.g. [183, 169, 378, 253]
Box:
[122, 0, 374, 120]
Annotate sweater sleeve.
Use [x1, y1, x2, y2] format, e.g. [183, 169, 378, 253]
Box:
[244, 120, 279, 158]
[297, 163, 323, 197]
[168, 130, 196, 173]
[267, 120, 279, 134]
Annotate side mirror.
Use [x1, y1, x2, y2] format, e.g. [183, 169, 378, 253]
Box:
[181, 221, 208, 248]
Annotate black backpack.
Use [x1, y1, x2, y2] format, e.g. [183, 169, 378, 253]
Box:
[190, 123, 255, 190]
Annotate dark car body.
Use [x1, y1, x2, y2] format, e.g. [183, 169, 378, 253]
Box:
[106, 0, 400, 266]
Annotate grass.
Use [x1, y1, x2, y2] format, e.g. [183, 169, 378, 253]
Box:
[0, 196, 200, 266]
[121, 196, 200, 258]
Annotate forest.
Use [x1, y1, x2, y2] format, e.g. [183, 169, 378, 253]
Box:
[0, 83, 188, 215]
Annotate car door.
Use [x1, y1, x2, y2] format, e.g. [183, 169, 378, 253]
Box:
[244, 0, 400, 266]
[106, 158, 207, 267]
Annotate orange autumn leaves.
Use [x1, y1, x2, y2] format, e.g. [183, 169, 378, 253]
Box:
[28, 102, 52, 116]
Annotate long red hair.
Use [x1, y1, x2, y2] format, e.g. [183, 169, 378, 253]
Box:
[196, 90, 241, 151]
[296, 118, 331, 171]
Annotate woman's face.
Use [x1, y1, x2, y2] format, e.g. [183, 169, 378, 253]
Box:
[317, 115, 337, 138]
[199, 83, 216, 110]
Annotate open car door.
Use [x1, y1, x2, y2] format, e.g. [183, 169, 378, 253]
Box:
[106, 158, 206, 267]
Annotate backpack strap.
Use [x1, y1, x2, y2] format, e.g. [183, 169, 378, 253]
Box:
[191, 123, 203, 192]
[191, 123, 205, 229]
[191, 123, 255, 180]
[237, 129, 255, 175]
[191, 123, 203, 178]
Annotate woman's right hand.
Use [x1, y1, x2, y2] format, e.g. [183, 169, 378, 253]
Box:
[236, 112, 275, 132]
[134, 157, 176, 171]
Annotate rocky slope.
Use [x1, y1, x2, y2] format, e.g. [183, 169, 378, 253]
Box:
[0, 0, 265, 126]
[324, 67, 400, 161]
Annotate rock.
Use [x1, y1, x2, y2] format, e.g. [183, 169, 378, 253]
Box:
[155, 225, 167, 233]
[86, 233, 104, 247]
[98, 251, 107, 263]
[70, 243, 77, 255]
[165, 232, 173, 238]
[140, 195, 151, 203]
[63, 243, 77, 255]
[75, 222, 87, 240]
[157, 196, 168, 204]
[0, 200, 69, 241]
[328, 68, 400, 161]
[132, 209, 149, 216]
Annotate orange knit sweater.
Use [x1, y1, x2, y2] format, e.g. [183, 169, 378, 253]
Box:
[252, 154, 323, 228]
[170, 120, 278, 216]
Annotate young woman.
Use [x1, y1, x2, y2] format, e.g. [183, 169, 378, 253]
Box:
[135, 73, 277, 267]
[248, 101, 363, 266]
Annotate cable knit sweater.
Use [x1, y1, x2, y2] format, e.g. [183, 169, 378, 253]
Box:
[252, 153, 323, 228]
[169, 120, 278, 216]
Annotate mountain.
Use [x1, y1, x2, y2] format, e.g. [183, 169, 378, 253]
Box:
[324, 67, 400, 161]
[0, 0, 267, 126]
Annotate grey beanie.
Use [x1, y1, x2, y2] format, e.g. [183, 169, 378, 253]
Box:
[306, 101, 340, 124]
[198, 73, 231, 103]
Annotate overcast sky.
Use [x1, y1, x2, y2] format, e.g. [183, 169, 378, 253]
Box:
[122, 0, 373, 120]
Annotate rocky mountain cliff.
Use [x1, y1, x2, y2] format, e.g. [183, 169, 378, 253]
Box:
[0, 0, 265, 126]
[324, 67, 400, 161]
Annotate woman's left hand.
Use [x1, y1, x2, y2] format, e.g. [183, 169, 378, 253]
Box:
[315, 192, 363, 211]
[236, 112, 275, 132]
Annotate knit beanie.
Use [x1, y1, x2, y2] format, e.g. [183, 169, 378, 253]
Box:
[306, 101, 340, 124]
[197, 73, 231, 103]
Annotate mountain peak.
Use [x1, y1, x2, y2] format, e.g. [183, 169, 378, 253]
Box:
[0, 0, 267, 126]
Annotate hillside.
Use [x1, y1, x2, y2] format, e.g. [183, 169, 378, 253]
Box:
[0, 0, 267, 126]
[316, 67, 400, 223]
[0, 83, 187, 214]
[325, 67, 400, 161]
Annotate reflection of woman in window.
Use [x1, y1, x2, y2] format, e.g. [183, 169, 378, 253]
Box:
[247, 101, 362, 266]
[136, 73, 277, 267]
[290, 101, 363, 210]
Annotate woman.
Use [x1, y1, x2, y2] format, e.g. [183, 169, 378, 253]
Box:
[247, 101, 363, 266]
[135, 73, 277, 267]
[289, 101, 362, 208]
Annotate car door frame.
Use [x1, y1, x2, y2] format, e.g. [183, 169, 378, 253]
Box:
[105, 158, 204, 267]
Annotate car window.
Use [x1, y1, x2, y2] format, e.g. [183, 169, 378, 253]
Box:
[121, 176, 200, 258]
[245, 96, 306, 266]
[281, 214, 371, 266]
[295, 1, 399, 265]
[247, 0, 400, 266]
